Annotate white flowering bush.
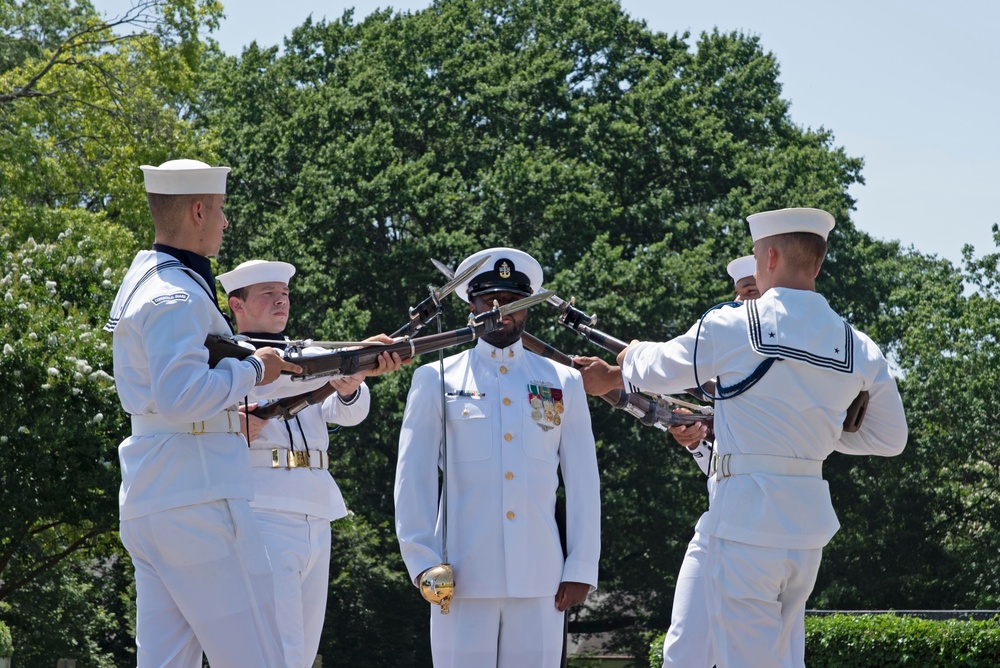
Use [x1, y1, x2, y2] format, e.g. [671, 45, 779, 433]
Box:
[0, 214, 135, 609]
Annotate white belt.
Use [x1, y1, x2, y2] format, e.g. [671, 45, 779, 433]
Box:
[131, 410, 240, 437]
[249, 448, 329, 470]
[711, 453, 823, 481]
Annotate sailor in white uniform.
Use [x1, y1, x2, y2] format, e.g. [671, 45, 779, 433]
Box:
[104, 160, 315, 667]
[394, 248, 601, 668]
[618, 208, 908, 668]
[217, 259, 401, 668]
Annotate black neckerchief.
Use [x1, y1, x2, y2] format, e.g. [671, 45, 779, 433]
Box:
[153, 243, 215, 295]
[153, 243, 234, 333]
[239, 331, 287, 351]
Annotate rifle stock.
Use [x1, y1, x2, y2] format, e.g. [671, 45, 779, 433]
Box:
[252, 383, 338, 420]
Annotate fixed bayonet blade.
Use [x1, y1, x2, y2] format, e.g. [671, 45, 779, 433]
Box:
[432, 254, 491, 300]
[499, 289, 556, 315]
[431, 258, 456, 280]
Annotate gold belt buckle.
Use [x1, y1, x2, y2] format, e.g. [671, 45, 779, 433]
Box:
[191, 420, 207, 435]
[712, 453, 733, 481]
[287, 450, 309, 468]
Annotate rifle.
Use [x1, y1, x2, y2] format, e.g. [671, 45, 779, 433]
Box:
[208, 290, 555, 418]
[243, 256, 494, 421]
[520, 332, 710, 430]
[549, 293, 869, 433]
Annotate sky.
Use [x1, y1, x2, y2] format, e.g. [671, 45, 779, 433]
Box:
[95, 0, 1000, 266]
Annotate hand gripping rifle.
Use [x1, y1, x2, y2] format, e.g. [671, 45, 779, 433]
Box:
[547, 293, 716, 418]
[430, 260, 708, 430]
[521, 333, 710, 429]
[207, 290, 554, 415]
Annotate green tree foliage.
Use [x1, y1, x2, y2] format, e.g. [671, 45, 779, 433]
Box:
[199, 0, 931, 660]
[0, 0, 223, 244]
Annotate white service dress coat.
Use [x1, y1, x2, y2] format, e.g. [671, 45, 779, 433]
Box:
[395, 338, 601, 599]
[622, 287, 908, 550]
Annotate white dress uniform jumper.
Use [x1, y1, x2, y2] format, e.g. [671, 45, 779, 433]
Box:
[623, 288, 907, 668]
[106, 249, 287, 668]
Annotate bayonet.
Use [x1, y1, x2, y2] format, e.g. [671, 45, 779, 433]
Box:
[390, 254, 492, 338]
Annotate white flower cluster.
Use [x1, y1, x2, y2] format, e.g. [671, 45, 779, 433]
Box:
[90, 369, 114, 383]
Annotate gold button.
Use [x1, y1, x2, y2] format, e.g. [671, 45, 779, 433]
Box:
[506, 511, 515, 520]
[499, 365, 508, 374]
[505, 471, 514, 480]
[504, 433, 512, 442]
[503, 397, 511, 406]
[462, 408, 469, 415]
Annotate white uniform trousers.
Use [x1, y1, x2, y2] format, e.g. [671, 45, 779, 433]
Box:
[663, 528, 808, 667]
[430, 596, 564, 668]
[662, 528, 714, 667]
[119, 499, 286, 668]
[254, 509, 332, 668]
[705, 536, 821, 668]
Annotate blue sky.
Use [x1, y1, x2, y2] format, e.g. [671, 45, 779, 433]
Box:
[96, 0, 1000, 266]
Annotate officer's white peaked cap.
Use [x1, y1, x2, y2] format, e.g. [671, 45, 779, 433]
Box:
[747, 207, 835, 242]
[726, 255, 756, 284]
[217, 260, 296, 294]
[140, 159, 231, 195]
[453, 247, 543, 303]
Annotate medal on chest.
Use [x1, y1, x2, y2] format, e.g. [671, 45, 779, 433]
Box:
[528, 383, 564, 428]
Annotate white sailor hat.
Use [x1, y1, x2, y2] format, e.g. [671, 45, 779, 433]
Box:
[140, 159, 231, 195]
[217, 260, 296, 294]
[726, 255, 756, 284]
[453, 247, 543, 303]
[747, 207, 835, 242]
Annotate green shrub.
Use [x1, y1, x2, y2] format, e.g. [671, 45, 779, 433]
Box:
[0, 619, 11, 657]
[648, 614, 1000, 667]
